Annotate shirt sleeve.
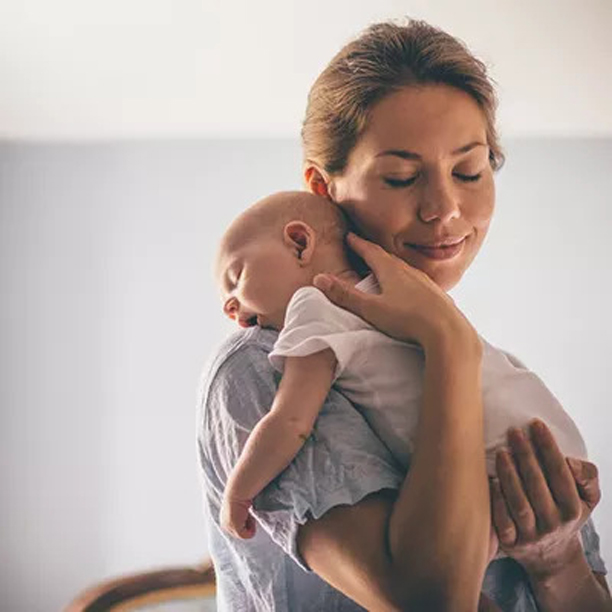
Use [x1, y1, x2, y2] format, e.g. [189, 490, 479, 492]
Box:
[200, 339, 403, 573]
[269, 286, 376, 381]
[580, 516, 608, 575]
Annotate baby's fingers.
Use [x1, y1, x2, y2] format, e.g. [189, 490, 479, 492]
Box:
[225, 514, 256, 539]
[243, 514, 257, 539]
[221, 499, 256, 539]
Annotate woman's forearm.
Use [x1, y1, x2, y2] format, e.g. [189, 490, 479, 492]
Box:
[387, 327, 490, 610]
[526, 537, 612, 611]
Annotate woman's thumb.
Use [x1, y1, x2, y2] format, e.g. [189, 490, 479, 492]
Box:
[567, 458, 601, 508]
[313, 274, 365, 318]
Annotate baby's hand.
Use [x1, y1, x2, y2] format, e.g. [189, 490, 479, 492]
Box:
[220, 496, 257, 539]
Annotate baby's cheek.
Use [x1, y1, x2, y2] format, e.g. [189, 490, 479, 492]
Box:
[248, 280, 279, 311]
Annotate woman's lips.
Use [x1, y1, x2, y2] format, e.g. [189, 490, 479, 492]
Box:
[406, 237, 466, 260]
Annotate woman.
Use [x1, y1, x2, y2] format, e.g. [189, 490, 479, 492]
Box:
[198, 19, 609, 611]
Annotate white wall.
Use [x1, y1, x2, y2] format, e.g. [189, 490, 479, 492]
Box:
[1, 138, 611, 611]
[0, 0, 610, 140]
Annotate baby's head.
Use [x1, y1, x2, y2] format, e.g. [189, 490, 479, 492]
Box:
[215, 191, 353, 330]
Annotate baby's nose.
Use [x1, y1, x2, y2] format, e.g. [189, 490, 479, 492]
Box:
[223, 297, 239, 320]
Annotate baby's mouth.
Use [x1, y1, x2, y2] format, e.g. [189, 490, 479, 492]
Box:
[238, 315, 258, 328]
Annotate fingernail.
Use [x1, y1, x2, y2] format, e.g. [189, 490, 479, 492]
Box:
[314, 274, 332, 291]
[497, 448, 511, 462]
[509, 427, 524, 441]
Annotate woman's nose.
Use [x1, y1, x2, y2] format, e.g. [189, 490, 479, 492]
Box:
[417, 174, 461, 224]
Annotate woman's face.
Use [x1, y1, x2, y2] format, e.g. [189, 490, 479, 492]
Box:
[326, 84, 495, 292]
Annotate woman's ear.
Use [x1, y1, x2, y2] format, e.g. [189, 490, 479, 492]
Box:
[304, 165, 333, 199]
[283, 221, 316, 265]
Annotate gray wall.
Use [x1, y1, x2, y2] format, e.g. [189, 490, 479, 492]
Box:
[1, 139, 610, 611]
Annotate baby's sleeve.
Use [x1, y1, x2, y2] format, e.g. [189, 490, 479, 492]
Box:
[269, 286, 370, 381]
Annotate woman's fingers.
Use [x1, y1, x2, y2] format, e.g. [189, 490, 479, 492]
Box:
[505, 425, 560, 533]
[495, 448, 538, 541]
[313, 233, 388, 317]
[490, 422, 603, 572]
[343, 232, 395, 286]
[528, 420, 583, 522]
[566, 457, 601, 512]
[313, 273, 372, 320]
[490, 475, 517, 546]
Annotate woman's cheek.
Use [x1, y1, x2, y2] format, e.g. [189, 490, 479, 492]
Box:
[344, 201, 394, 245]
[333, 175, 403, 246]
[343, 188, 400, 236]
[465, 177, 495, 229]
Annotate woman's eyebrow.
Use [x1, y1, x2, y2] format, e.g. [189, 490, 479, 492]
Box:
[375, 141, 487, 160]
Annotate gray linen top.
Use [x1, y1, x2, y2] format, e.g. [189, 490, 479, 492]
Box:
[197, 326, 608, 611]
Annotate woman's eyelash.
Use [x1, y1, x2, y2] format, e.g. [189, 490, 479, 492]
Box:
[455, 173, 482, 182]
[384, 177, 418, 187]
[383, 173, 482, 188]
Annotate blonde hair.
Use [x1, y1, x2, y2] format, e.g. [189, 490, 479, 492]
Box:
[302, 19, 505, 175]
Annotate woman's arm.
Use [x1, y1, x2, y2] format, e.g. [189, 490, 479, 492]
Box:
[297, 233, 491, 611]
[298, 328, 487, 611]
[526, 542, 612, 611]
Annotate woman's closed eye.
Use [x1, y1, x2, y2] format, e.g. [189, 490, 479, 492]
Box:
[383, 172, 482, 188]
[383, 175, 418, 188]
[454, 172, 482, 182]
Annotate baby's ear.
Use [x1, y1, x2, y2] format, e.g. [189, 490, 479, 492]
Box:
[283, 221, 316, 264]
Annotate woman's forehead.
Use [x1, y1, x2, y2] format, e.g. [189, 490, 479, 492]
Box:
[357, 84, 488, 159]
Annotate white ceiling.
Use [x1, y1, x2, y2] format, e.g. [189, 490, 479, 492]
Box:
[0, 0, 610, 141]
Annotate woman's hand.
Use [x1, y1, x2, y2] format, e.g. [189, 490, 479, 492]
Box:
[489, 418, 601, 578]
[313, 232, 478, 351]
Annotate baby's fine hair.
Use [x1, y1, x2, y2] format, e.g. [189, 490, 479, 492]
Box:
[222, 191, 351, 251]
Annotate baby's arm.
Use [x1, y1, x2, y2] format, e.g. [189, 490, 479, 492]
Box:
[221, 348, 337, 539]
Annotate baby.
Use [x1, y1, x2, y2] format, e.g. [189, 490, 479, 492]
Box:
[214, 190, 589, 563]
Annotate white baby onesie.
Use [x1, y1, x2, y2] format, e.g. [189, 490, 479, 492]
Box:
[268, 274, 589, 560]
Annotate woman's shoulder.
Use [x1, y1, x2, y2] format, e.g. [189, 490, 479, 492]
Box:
[196, 326, 280, 437]
[198, 326, 277, 392]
